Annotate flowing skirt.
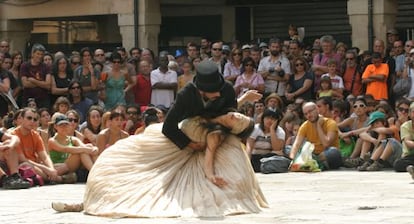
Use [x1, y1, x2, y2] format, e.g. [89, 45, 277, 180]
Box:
[83, 123, 267, 218]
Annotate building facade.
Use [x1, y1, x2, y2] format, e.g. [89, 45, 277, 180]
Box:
[0, 0, 411, 55]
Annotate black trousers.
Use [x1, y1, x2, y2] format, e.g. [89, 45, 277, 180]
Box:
[393, 155, 414, 172]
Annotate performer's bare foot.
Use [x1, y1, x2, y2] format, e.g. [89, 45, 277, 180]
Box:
[208, 175, 228, 188]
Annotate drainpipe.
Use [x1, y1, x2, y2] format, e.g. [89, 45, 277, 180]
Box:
[368, 0, 373, 52]
[134, 0, 139, 47]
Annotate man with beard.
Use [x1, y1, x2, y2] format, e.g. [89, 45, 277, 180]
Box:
[288, 102, 342, 170]
[257, 38, 291, 98]
[162, 60, 260, 150]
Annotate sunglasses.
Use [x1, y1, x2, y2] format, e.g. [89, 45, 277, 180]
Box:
[295, 63, 304, 67]
[353, 104, 366, 109]
[212, 48, 222, 51]
[398, 107, 409, 113]
[406, 45, 413, 48]
[95, 54, 104, 57]
[70, 86, 81, 90]
[346, 58, 355, 61]
[71, 62, 80, 65]
[304, 53, 311, 56]
[68, 118, 79, 123]
[25, 116, 38, 122]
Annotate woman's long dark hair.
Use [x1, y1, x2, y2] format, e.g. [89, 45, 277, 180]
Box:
[259, 109, 283, 131]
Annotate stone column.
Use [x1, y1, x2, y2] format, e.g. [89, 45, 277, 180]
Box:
[138, 0, 161, 55]
[347, 0, 369, 51]
[0, 19, 33, 53]
[118, 13, 135, 51]
[348, 0, 398, 51]
[372, 0, 398, 48]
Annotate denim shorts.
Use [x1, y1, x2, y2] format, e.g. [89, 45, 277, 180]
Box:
[382, 138, 402, 166]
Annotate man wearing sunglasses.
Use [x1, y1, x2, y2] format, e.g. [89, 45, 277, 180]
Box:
[13, 107, 59, 183]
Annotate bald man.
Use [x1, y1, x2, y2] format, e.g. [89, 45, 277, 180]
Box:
[289, 102, 342, 170]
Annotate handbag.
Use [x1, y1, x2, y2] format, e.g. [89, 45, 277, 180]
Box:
[260, 155, 291, 174]
[18, 164, 44, 187]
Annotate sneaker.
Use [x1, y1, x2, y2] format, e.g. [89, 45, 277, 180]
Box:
[61, 172, 77, 184]
[2, 173, 31, 189]
[406, 165, 414, 180]
[366, 161, 384, 171]
[343, 157, 363, 168]
[52, 202, 83, 212]
[357, 161, 372, 171]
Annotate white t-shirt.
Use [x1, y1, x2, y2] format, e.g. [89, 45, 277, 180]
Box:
[150, 68, 177, 108]
[321, 73, 344, 89]
[249, 123, 285, 151]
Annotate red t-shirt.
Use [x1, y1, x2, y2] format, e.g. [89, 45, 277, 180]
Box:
[133, 74, 151, 106]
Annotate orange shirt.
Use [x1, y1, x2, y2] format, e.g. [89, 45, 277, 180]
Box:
[362, 63, 389, 100]
[13, 127, 46, 162]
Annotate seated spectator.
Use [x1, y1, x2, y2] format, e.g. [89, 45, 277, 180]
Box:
[13, 108, 59, 183]
[356, 111, 401, 171]
[338, 98, 369, 160]
[246, 109, 285, 172]
[394, 102, 414, 173]
[48, 113, 98, 182]
[124, 104, 143, 135]
[264, 93, 284, 112]
[289, 102, 342, 170]
[66, 110, 84, 141]
[134, 107, 162, 135]
[52, 96, 71, 115]
[81, 105, 103, 146]
[0, 130, 31, 189]
[68, 80, 93, 124]
[96, 111, 129, 156]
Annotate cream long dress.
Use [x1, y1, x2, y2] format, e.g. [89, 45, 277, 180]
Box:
[83, 117, 268, 218]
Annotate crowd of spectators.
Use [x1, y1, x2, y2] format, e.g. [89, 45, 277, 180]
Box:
[1, 24, 414, 189]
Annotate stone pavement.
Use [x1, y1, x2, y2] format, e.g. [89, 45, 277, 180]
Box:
[1, 170, 413, 224]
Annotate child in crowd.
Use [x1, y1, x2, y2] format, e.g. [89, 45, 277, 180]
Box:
[317, 76, 334, 98]
[48, 113, 98, 183]
[177, 61, 194, 91]
[321, 59, 344, 99]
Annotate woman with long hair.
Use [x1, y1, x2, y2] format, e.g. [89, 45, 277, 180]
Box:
[285, 56, 313, 102]
[81, 105, 103, 146]
[9, 50, 23, 106]
[51, 56, 73, 105]
[246, 109, 286, 172]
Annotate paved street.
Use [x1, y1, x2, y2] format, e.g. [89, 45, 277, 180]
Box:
[1, 170, 413, 224]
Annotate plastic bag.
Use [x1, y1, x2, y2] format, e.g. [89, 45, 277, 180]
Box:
[290, 141, 321, 172]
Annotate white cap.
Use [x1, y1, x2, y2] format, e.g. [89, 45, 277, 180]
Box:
[242, 44, 252, 50]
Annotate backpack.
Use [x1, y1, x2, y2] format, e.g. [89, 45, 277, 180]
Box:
[18, 164, 44, 187]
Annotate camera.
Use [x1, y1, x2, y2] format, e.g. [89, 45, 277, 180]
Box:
[268, 67, 275, 73]
[277, 69, 285, 77]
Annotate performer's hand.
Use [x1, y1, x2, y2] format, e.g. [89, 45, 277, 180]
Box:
[238, 90, 262, 104]
[188, 142, 206, 151]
